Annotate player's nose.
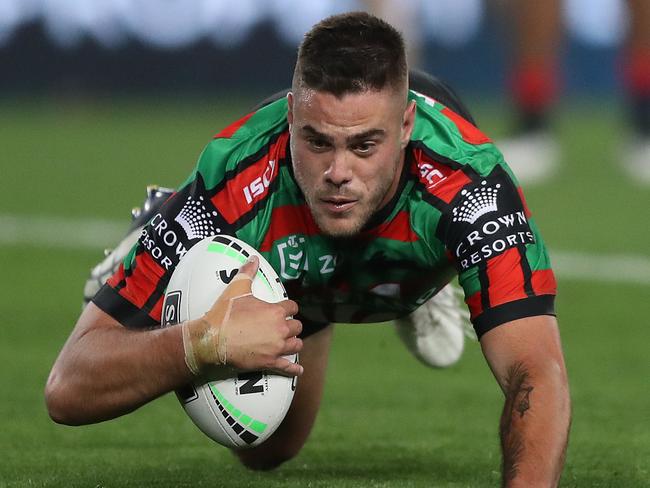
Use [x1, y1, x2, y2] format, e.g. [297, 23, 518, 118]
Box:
[324, 150, 352, 187]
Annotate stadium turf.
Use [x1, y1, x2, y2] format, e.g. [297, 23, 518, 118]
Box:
[0, 96, 648, 487]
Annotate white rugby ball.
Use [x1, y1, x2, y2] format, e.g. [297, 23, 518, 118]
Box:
[162, 234, 297, 448]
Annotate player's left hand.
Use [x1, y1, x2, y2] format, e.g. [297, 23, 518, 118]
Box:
[182, 256, 304, 377]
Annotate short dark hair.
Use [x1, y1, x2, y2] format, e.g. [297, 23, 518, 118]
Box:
[293, 11, 408, 97]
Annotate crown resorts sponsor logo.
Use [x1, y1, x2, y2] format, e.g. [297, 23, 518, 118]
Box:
[453, 180, 500, 224]
[141, 193, 222, 270]
[451, 179, 534, 270]
[174, 195, 220, 239]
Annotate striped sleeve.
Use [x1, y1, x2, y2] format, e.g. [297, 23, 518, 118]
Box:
[92, 101, 291, 329]
[92, 170, 234, 328]
[436, 163, 557, 338]
[411, 99, 557, 338]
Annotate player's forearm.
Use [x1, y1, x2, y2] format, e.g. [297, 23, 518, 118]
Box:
[45, 317, 191, 425]
[499, 359, 571, 487]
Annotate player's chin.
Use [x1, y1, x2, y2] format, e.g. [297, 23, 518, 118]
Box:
[313, 210, 368, 238]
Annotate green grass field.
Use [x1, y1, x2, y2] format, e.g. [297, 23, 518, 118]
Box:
[1, 96, 649, 487]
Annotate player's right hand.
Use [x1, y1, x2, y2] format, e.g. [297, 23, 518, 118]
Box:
[181, 256, 304, 377]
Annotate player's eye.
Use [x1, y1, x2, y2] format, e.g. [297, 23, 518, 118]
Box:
[352, 141, 376, 155]
[307, 138, 330, 152]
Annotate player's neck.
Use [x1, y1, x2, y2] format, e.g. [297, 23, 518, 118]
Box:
[377, 148, 407, 209]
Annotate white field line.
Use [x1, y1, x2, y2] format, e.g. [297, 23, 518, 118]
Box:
[550, 251, 650, 286]
[1, 214, 649, 285]
[0, 214, 127, 251]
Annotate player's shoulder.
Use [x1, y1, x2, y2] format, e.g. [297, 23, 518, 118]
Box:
[200, 99, 288, 158]
[191, 97, 289, 189]
[213, 96, 288, 141]
[406, 91, 525, 222]
[409, 90, 505, 178]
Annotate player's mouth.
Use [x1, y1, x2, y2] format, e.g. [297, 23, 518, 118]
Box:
[319, 197, 358, 214]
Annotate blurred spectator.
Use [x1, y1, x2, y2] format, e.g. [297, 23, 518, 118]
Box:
[499, 0, 650, 185]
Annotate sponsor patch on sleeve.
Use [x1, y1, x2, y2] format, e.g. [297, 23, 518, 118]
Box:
[439, 166, 535, 271]
[139, 174, 231, 271]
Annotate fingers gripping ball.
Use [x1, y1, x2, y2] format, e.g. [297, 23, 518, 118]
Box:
[182, 267, 254, 373]
[163, 235, 300, 448]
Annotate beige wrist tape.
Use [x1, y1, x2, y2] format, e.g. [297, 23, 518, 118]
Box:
[181, 319, 204, 375]
[181, 273, 253, 375]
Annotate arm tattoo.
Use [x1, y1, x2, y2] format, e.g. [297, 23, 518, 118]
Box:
[517, 385, 533, 418]
[500, 362, 535, 484]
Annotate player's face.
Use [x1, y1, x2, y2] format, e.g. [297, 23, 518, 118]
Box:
[288, 86, 415, 238]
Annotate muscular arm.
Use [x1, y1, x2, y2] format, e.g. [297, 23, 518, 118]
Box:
[45, 303, 191, 425]
[46, 259, 303, 426]
[480, 315, 571, 488]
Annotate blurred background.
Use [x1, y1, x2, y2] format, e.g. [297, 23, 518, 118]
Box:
[0, 0, 633, 95]
[1, 1, 648, 486]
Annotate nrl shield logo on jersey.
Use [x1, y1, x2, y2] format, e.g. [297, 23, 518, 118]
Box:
[276, 235, 308, 280]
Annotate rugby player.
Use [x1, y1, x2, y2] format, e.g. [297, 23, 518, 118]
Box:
[46, 12, 571, 486]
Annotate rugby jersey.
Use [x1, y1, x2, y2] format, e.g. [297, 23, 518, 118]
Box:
[93, 90, 556, 338]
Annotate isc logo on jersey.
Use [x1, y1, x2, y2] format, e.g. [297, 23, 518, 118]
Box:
[243, 159, 276, 204]
[419, 162, 447, 189]
[162, 234, 296, 448]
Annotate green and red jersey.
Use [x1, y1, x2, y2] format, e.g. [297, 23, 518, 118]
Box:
[94, 90, 556, 338]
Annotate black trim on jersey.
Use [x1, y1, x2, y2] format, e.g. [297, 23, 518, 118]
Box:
[114, 245, 146, 292]
[142, 272, 171, 316]
[218, 135, 294, 231]
[283, 142, 304, 198]
[473, 295, 556, 339]
[251, 89, 290, 111]
[92, 283, 158, 329]
[229, 159, 287, 230]
[114, 275, 127, 292]
[459, 163, 483, 182]
[410, 142, 486, 186]
[478, 261, 491, 311]
[518, 246, 535, 298]
[205, 130, 288, 199]
[420, 190, 451, 214]
[410, 143, 482, 215]
[410, 140, 464, 172]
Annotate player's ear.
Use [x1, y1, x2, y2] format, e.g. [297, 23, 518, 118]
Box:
[286, 92, 294, 128]
[401, 100, 416, 149]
